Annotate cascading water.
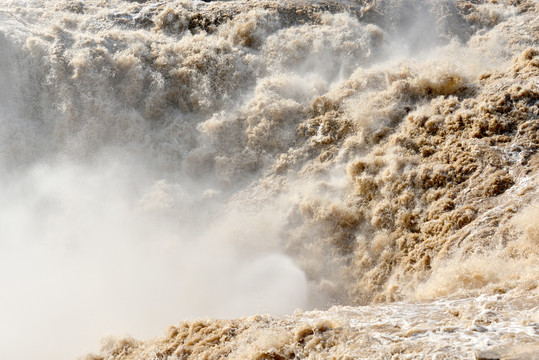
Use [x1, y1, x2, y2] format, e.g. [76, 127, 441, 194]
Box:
[0, 1, 537, 359]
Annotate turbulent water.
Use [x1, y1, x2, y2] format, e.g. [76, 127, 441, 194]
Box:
[0, 0, 537, 359]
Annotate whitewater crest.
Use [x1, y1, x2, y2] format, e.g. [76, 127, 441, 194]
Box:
[84, 294, 539, 359]
[0, 0, 537, 359]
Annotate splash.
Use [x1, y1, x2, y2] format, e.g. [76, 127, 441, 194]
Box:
[0, 0, 537, 359]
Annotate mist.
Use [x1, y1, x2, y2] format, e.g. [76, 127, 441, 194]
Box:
[1, 0, 537, 359]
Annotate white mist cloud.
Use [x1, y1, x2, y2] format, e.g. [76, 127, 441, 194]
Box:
[0, 151, 308, 360]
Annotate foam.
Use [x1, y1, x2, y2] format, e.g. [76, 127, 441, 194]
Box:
[0, 0, 537, 359]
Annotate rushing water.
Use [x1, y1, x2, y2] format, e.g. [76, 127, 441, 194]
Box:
[0, 0, 537, 359]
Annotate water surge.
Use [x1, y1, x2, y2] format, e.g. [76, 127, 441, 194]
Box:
[0, 0, 537, 359]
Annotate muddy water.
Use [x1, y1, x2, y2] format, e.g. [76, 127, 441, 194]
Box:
[0, 0, 537, 359]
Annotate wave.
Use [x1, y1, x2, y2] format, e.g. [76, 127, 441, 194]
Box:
[0, 0, 537, 359]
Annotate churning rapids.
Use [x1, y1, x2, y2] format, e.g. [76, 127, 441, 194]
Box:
[0, 0, 538, 359]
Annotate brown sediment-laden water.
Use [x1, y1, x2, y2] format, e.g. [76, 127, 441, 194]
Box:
[0, 0, 537, 359]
